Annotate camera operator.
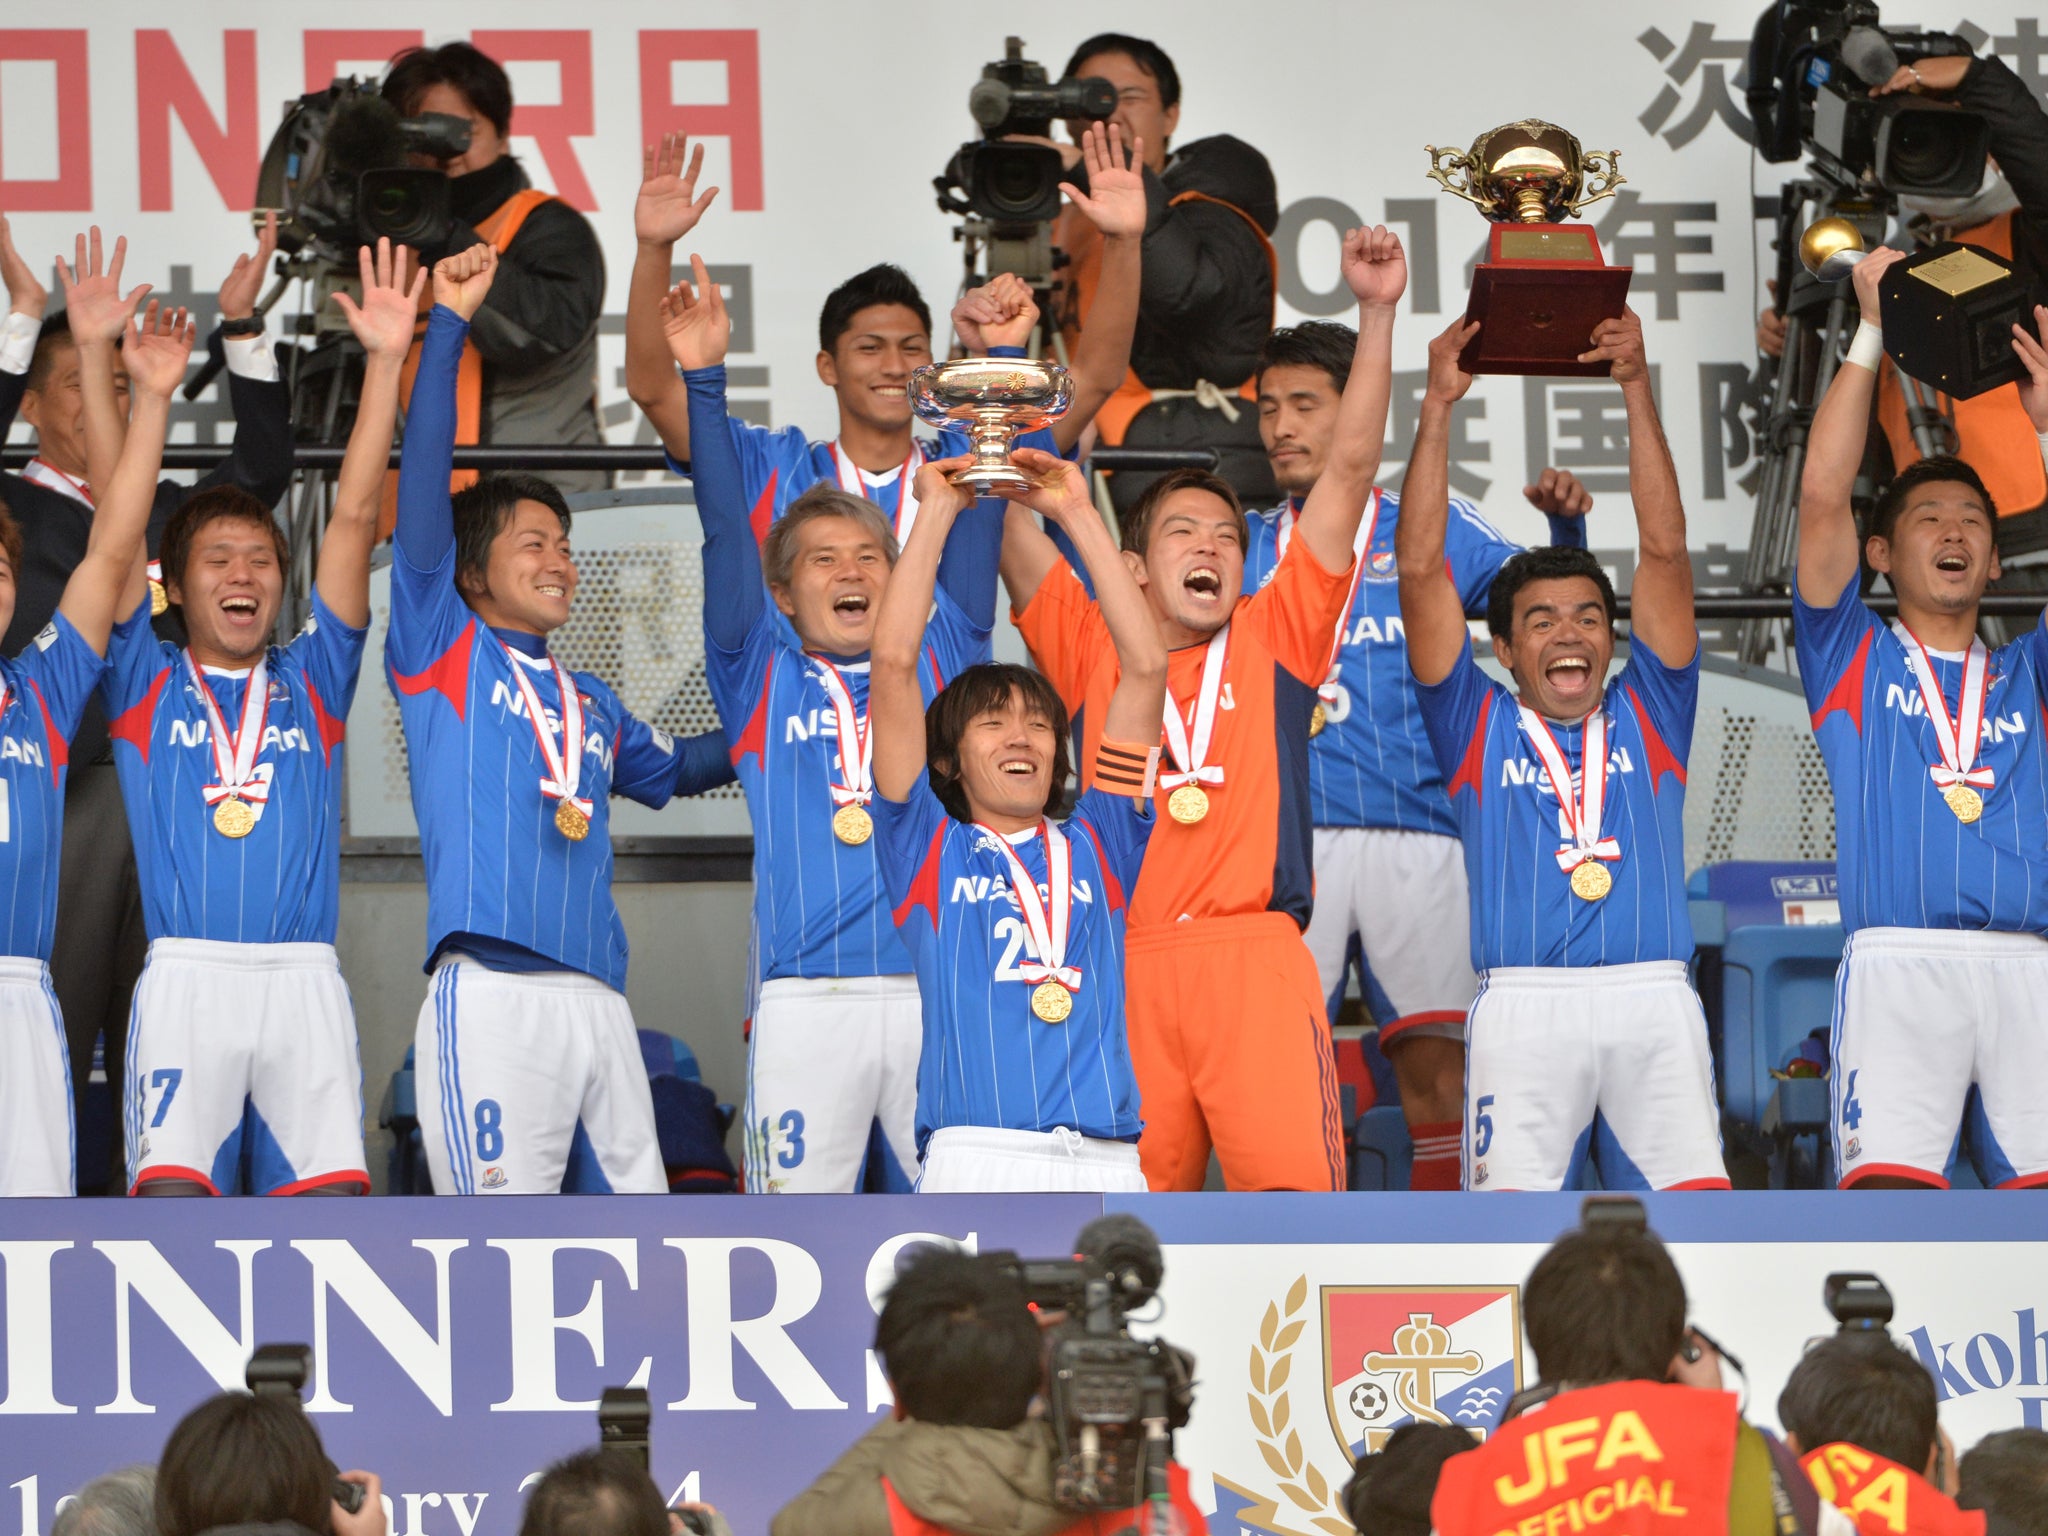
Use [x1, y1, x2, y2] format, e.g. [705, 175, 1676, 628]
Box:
[0, 216, 290, 1195]
[380, 42, 606, 496]
[1758, 42, 2048, 546]
[772, 1244, 1201, 1536]
[520, 1451, 731, 1536]
[1958, 1428, 2048, 1536]
[1780, 1334, 1982, 1535]
[1431, 1213, 1834, 1535]
[153, 1391, 383, 1536]
[1035, 33, 1280, 513]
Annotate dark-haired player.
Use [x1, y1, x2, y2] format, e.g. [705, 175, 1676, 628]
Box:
[868, 448, 1160, 1192]
[1798, 254, 2048, 1190]
[1247, 319, 1591, 1191]
[1005, 227, 1406, 1192]
[103, 244, 415, 1196]
[624, 125, 1141, 552]
[1401, 311, 1725, 1193]
[390, 246, 735, 1196]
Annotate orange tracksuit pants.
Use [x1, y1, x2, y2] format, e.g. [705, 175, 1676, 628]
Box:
[1124, 911, 1344, 1191]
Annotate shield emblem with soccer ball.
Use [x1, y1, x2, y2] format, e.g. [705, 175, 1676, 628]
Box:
[1321, 1286, 1525, 1459]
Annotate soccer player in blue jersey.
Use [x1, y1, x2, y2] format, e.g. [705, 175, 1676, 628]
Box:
[623, 125, 1142, 541]
[390, 245, 737, 1197]
[103, 244, 417, 1196]
[1797, 252, 2048, 1190]
[1245, 319, 1592, 1191]
[1402, 310, 1727, 1193]
[868, 446, 1161, 1192]
[0, 301, 185, 1196]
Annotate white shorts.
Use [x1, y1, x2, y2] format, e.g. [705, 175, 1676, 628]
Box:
[0, 959, 71, 1197]
[127, 939, 368, 1195]
[916, 1126, 1147, 1193]
[1465, 960, 1727, 1193]
[1832, 927, 2048, 1188]
[415, 956, 665, 1195]
[1303, 827, 1475, 1044]
[745, 974, 921, 1193]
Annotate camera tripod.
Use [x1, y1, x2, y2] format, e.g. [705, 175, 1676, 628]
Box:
[1739, 176, 1958, 666]
[947, 213, 1069, 363]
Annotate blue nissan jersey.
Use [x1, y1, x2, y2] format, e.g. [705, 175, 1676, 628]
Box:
[1796, 575, 2048, 933]
[685, 364, 996, 982]
[875, 781, 1148, 1154]
[392, 305, 736, 992]
[1417, 642, 1699, 970]
[1247, 490, 1525, 835]
[105, 591, 364, 944]
[0, 614, 106, 959]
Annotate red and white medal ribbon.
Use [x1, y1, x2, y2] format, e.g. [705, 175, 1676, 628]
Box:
[1518, 704, 1621, 875]
[187, 651, 272, 815]
[978, 820, 1082, 996]
[834, 441, 924, 543]
[1275, 489, 1380, 705]
[21, 457, 93, 508]
[1893, 622, 1994, 796]
[1159, 626, 1230, 793]
[812, 658, 874, 812]
[504, 647, 593, 821]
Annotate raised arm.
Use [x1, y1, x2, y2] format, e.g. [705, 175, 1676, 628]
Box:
[0, 215, 44, 440]
[870, 456, 978, 803]
[195, 212, 292, 508]
[1580, 307, 1693, 666]
[1398, 318, 1484, 686]
[60, 303, 191, 652]
[395, 245, 497, 573]
[625, 133, 720, 462]
[998, 497, 1069, 617]
[1004, 448, 1165, 744]
[1292, 227, 1405, 570]
[321, 240, 423, 627]
[1798, 249, 1902, 606]
[1054, 124, 1145, 453]
[661, 256, 764, 653]
[54, 227, 149, 498]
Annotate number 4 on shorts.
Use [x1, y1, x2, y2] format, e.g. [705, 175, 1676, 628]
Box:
[1841, 1070, 1862, 1131]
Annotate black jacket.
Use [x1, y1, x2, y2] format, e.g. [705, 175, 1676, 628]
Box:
[0, 331, 292, 764]
[414, 154, 607, 486]
[1951, 54, 2048, 303]
[1071, 133, 1278, 391]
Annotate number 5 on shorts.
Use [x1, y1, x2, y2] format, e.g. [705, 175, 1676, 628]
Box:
[148, 1068, 183, 1128]
[1473, 1095, 1495, 1157]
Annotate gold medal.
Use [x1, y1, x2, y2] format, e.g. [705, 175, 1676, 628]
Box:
[554, 799, 591, 841]
[833, 804, 874, 845]
[1944, 783, 1984, 824]
[1309, 702, 1328, 737]
[1570, 861, 1613, 901]
[212, 796, 256, 839]
[149, 579, 169, 618]
[1030, 980, 1073, 1023]
[1167, 784, 1210, 824]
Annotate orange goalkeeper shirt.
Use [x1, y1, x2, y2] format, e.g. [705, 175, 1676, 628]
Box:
[1015, 532, 1352, 930]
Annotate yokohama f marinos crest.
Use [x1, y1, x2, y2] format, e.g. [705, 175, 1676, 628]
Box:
[1217, 1279, 1524, 1536]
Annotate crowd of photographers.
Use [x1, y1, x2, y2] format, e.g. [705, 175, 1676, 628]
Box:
[33, 1209, 2048, 1536]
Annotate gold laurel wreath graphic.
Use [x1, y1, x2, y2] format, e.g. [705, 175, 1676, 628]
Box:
[1246, 1274, 1351, 1536]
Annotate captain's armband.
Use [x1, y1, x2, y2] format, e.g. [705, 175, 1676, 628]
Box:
[1095, 737, 1159, 800]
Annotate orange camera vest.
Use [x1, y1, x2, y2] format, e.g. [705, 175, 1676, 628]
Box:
[878, 1461, 1203, 1536]
[1431, 1381, 1740, 1536]
[1799, 1443, 1986, 1536]
[1875, 211, 2046, 518]
[377, 187, 558, 539]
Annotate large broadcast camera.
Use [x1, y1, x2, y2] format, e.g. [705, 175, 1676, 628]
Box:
[987, 1214, 1195, 1518]
[934, 37, 1115, 297]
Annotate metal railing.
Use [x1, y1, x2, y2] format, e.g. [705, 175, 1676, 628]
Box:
[0, 444, 1219, 473]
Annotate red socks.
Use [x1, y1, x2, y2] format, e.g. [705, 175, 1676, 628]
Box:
[1408, 1121, 1463, 1191]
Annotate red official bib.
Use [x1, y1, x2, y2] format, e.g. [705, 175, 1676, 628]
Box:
[1800, 1443, 1986, 1536]
[880, 1462, 1201, 1536]
[1431, 1381, 1738, 1536]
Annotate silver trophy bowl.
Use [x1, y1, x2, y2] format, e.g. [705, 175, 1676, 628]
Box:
[907, 357, 1074, 494]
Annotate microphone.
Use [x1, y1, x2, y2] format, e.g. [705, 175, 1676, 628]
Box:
[1074, 1213, 1164, 1308]
[1840, 27, 1901, 88]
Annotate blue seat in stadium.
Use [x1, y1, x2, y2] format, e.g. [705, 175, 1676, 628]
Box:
[1720, 922, 1845, 1131]
[1348, 1104, 1414, 1192]
[379, 1047, 430, 1194]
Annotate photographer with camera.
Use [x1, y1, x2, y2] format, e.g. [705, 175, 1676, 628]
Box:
[380, 42, 607, 496]
[1779, 1276, 1983, 1536]
[1037, 34, 1279, 513]
[1432, 1206, 1834, 1535]
[775, 1229, 1200, 1536]
[521, 1450, 730, 1536]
